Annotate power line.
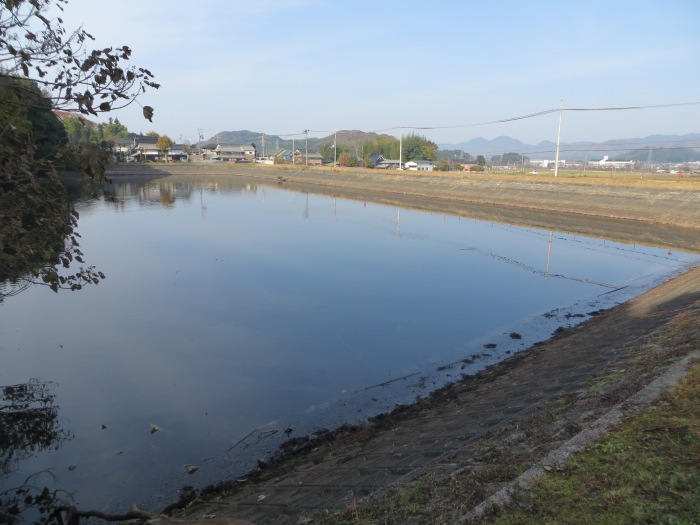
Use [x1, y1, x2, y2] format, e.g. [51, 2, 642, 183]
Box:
[200, 100, 700, 145]
[565, 101, 700, 112]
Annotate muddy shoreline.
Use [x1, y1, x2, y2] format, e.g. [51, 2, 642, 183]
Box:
[103, 163, 700, 254]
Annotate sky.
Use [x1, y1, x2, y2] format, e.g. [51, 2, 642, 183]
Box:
[49, 0, 700, 146]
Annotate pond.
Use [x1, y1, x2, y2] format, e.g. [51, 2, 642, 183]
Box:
[1, 178, 698, 517]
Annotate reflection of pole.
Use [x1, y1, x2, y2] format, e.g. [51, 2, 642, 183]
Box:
[554, 100, 563, 177]
[545, 230, 553, 282]
[396, 207, 401, 238]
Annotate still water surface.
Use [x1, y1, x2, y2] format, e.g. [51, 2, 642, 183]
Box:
[1, 179, 698, 514]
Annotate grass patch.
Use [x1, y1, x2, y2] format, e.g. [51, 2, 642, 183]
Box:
[482, 360, 700, 525]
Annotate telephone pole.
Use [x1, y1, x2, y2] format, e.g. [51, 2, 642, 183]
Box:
[554, 100, 563, 177]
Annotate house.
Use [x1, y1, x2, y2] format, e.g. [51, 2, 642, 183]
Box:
[131, 135, 160, 162]
[294, 151, 324, 166]
[405, 160, 434, 171]
[168, 144, 188, 162]
[376, 159, 402, 169]
[201, 143, 256, 162]
[369, 154, 384, 167]
[113, 137, 135, 160]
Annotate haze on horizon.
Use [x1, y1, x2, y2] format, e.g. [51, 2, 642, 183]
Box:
[53, 0, 700, 146]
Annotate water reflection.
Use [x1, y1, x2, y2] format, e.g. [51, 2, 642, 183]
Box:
[0, 380, 73, 525]
[0, 380, 70, 475]
[101, 180, 258, 210]
[1, 178, 698, 516]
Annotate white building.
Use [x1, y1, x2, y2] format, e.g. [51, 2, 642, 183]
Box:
[405, 160, 435, 171]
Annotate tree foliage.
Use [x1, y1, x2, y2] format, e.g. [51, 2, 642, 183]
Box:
[337, 151, 352, 167]
[0, 0, 158, 298]
[156, 134, 173, 159]
[319, 141, 349, 163]
[491, 152, 528, 165]
[98, 117, 129, 140]
[0, 0, 158, 118]
[362, 135, 400, 160]
[402, 133, 438, 162]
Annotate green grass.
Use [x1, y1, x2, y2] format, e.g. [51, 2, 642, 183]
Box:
[483, 361, 700, 525]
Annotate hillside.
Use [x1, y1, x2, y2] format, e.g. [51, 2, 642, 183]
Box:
[203, 130, 700, 163]
[440, 134, 700, 162]
[615, 146, 700, 163]
[203, 129, 395, 155]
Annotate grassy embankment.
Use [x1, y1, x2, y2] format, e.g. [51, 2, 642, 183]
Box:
[307, 300, 700, 525]
[481, 363, 700, 524]
[308, 362, 700, 525]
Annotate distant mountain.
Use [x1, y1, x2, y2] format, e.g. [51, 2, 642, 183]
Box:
[203, 130, 700, 163]
[201, 129, 394, 155]
[615, 146, 700, 163]
[439, 133, 700, 162]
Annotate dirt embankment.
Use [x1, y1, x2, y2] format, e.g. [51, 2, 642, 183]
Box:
[105, 163, 700, 253]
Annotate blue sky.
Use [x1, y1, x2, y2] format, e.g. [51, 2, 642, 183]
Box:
[55, 0, 700, 146]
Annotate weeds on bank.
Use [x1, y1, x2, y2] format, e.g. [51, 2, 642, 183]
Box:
[310, 306, 699, 525]
[482, 360, 700, 525]
[311, 357, 699, 525]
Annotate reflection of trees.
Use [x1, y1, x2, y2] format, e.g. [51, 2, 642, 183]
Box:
[0, 379, 71, 475]
[1, 470, 72, 525]
[0, 175, 106, 299]
[101, 181, 258, 209]
[0, 380, 73, 524]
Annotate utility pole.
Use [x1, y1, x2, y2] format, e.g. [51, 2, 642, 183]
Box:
[304, 129, 309, 167]
[554, 100, 563, 178]
[399, 125, 403, 170]
[334, 130, 337, 167]
[292, 135, 295, 164]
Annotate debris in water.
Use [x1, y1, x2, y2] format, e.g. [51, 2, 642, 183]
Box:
[184, 464, 199, 475]
[150, 424, 160, 434]
[509, 332, 522, 339]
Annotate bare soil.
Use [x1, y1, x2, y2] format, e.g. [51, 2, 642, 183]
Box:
[102, 163, 700, 524]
